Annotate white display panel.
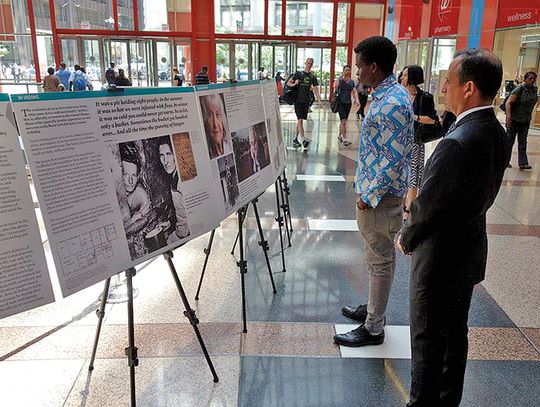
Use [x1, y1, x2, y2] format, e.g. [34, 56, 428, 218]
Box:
[0, 95, 54, 317]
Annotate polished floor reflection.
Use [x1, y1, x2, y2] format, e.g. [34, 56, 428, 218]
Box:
[0, 105, 539, 406]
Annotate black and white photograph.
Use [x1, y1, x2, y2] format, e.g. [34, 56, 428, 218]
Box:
[199, 93, 233, 160]
[217, 153, 240, 212]
[232, 121, 271, 183]
[111, 135, 190, 261]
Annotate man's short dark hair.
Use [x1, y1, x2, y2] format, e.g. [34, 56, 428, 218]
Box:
[454, 48, 502, 100]
[120, 142, 141, 173]
[47, 67, 55, 75]
[354, 36, 397, 76]
[406, 65, 424, 86]
[524, 71, 537, 80]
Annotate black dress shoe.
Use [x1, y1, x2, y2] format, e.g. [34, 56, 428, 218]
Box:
[342, 304, 368, 322]
[334, 325, 384, 347]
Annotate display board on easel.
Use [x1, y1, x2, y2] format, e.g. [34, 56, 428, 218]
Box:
[5, 80, 286, 307]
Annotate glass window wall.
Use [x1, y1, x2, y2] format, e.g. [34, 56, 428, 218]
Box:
[494, 25, 540, 126]
[215, 0, 264, 34]
[216, 42, 230, 81]
[138, 0, 168, 31]
[268, 0, 282, 35]
[54, 0, 114, 30]
[286, 1, 333, 37]
[118, 0, 135, 30]
[0, 35, 36, 81]
[336, 3, 349, 44]
[430, 38, 456, 108]
[33, 0, 52, 33]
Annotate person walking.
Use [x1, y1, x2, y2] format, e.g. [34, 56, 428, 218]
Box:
[400, 65, 439, 222]
[257, 66, 268, 80]
[195, 65, 210, 85]
[355, 82, 371, 120]
[333, 65, 359, 146]
[43, 67, 60, 92]
[505, 71, 539, 170]
[69, 65, 92, 91]
[114, 69, 132, 86]
[55, 62, 71, 89]
[334, 36, 413, 348]
[172, 67, 184, 86]
[396, 49, 510, 407]
[287, 58, 322, 151]
[105, 62, 117, 85]
[275, 71, 284, 96]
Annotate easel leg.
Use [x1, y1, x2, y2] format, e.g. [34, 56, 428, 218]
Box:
[274, 180, 287, 273]
[163, 251, 219, 382]
[281, 171, 293, 233]
[251, 198, 277, 294]
[195, 229, 216, 301]
[278, 176, 292, 247]
[237, 207, 248, 333]
[231, 204, 249, 255]
[89, 277, 111, 371]
[124, 267, 138, 407]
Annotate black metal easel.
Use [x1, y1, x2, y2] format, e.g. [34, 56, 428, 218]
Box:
[280, 170, 293, 236]
[195, 195, 279, 302]
[88, 258, 219, 406]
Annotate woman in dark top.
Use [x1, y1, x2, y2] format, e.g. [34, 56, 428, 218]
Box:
[114, 68, 132, 86]
[172, 67, 184, 86]
[275, 71, 284, 96]
[505, 71, 539, 169]
[333, 65, 359, 146]
[400, 65, 438, 221]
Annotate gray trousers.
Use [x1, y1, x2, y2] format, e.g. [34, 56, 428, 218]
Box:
[356, 196, 403, 334]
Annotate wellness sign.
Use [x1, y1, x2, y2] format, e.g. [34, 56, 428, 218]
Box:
[496, 0, 540, 29]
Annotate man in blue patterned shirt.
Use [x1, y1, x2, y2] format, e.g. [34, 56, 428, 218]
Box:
[335, 36, 414, 347]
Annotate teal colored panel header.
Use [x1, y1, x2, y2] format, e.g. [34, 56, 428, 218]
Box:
[0, 93, 9, 102]
[11, 86, 195, 103]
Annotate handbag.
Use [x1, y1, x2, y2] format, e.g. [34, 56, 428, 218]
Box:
[280, 73, 298, 105]
[414, 92, 443, 144]
[499, 85, 524, 112]
[330, 79, 341, 113]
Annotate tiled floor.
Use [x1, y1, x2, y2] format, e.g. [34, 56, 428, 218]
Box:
[1, 105, 539, 406]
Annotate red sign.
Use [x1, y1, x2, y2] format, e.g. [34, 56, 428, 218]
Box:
[496, 0, 540, 29]
[429, 0, 461, 37]
[398, 0, 423, 40]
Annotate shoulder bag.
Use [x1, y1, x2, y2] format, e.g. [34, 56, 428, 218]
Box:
[414, 91, 444, 144]
[330, 79, 341, 113]
[499, 84, 524, 112]
[280, 73, 298, 105]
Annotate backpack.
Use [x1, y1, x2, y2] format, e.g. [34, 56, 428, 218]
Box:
[73, 72, 87, 91]
[280, 73, 298, 105]
[499, 85, 524, 113]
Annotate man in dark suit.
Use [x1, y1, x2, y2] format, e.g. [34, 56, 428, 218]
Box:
[396, 49, 510, 406]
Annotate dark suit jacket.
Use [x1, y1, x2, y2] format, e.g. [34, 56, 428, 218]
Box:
[401, 108, 510, 285]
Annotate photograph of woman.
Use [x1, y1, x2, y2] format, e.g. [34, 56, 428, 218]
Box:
[157, 136, 190, 244]
[199, 93, 233, 159]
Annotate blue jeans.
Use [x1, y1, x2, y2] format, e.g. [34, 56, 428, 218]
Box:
[507, 120, 530, 166]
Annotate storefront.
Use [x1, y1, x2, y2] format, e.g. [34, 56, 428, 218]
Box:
[395, 0, 460, 111]
[492, 0, 540, 126]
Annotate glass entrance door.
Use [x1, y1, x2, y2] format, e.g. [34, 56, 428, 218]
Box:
[104, 39, 153, 87]
[83, 39, 103, 89]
